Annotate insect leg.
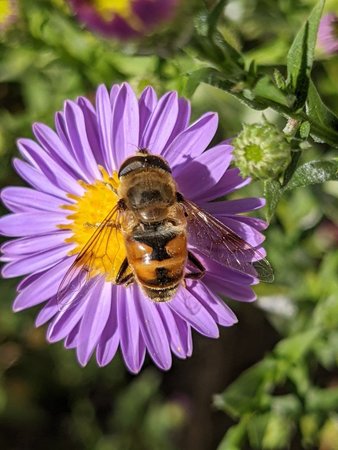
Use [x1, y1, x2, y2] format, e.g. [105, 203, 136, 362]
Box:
[118, 273, 135, 286]
[115, 257, 130, 284]
[115, 257, 135, 286]
[185, 251, 206, 280]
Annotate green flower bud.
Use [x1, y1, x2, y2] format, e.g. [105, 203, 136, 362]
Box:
[232, 122, 292, 180]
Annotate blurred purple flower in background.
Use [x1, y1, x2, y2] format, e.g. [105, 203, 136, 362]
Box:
[67, 0, 179, 39]
[0, 83, 268, 373]
[318, 13, 338, 55]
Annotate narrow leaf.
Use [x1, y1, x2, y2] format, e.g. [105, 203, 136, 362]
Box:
[282, 151, 302, 187]
[286, 0, 325, 109]
[208, 0, 227, 35]
[306, 80, 338, 139]
[264, 180, 284, 222]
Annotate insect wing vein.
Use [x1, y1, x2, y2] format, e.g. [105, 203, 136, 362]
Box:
[57, 204, 124, 310]
[181, 198, 274, 282]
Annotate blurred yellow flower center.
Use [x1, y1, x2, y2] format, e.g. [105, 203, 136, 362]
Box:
[0, 0, 15, 25]
[92, 0, 132, 20]
[59, 167, 127, 282]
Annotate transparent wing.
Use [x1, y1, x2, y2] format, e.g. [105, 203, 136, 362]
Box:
[57, 204, 125, 310]
[181, 198, 274, 282]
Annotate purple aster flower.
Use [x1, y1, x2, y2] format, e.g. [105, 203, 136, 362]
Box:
[67, 0, 179, 39]
[318, 13, 338, 55]
[0, 83, 271, 373]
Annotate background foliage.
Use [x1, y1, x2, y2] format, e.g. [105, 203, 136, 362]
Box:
[0, 1, 338, 449]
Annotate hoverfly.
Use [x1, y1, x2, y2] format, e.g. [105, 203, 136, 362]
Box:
[57, 149, 273, 307]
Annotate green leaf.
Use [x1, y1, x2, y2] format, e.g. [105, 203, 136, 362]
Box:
[271, 395, 302, 417]
[214, 359, 276, 418]
[252, 76, 290, 108]
[193, 1, 244, 72]
[282, 151, 302, 187]
[262, 414, 293, 449]
[264, 180, 284, 222]
[306, 80, 338, 142]
[286, 160, 338, 190]
[217, 420, 248, 450]
[275, 328, 321, 362]
[207, 0, 227, 35]
[306, 387, 338, 412]
[247, 414, 270, 449]
[300, 121, 311, 139]
[273, 69, 287, 91]
[264, 159, 338, 219]
[286, 0, 325, 109]
[182, 68, 213, 98]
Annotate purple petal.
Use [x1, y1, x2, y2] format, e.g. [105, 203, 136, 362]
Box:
[187, 280, 238, 326]
[117, 285, 145, 373]
[140, 91, 178, 153]
[1, 187, 64, 213]
[1, 231, 71, 257]
[64, 323, 80, 349]
[77, 281, 111, 366]
[198, 168, 250, 202]
[110, 84, 119, 106]
[204, 272, 257, 302]
[35, 297, 58, 327]
[33, 122, 88, 181]
[97, 289, 119, 367]
[17, 270, 48, 292]
[162, 113, 218, 167]
[166, 97, 191, 147]
[0, 212, 69, 237]
[158, 305, 192, 359]
[47, 277, 98, 342]
[230, 215, 267, 231]
[174, 144, 233, 199]
[112, 83, 140, 167]
[63, 101, 101, 180]
[13, 256, 75, 311]
[138, 86, 158, 136]
[96, 84, 115, 172]
[2, 243, 72, 278]
[13, 159, 70, 201]
[169, 287, 219, 338]
[17, 139, 82, 196]
[77, 96, 106, 169]
[215, 216, 265, 247]
[203, 198, 266, 215]
[55, 111, 71, 150]
[192, 252, 257, 285]
[134, 288, 172, 370]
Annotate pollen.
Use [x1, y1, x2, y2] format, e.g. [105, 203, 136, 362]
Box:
[59, 167, 127, 282]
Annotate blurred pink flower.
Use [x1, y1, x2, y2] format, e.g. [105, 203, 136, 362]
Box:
[68, 0, 179, 39]
[318, 13, 338, 55]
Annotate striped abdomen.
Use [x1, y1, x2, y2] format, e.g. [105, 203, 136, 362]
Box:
[124, 222, 187, 302]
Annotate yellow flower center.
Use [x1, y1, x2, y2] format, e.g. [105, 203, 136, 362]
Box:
[59, 167, 128, 283]
[0, 0, 15, 26]
[91, 0, 133, 21]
